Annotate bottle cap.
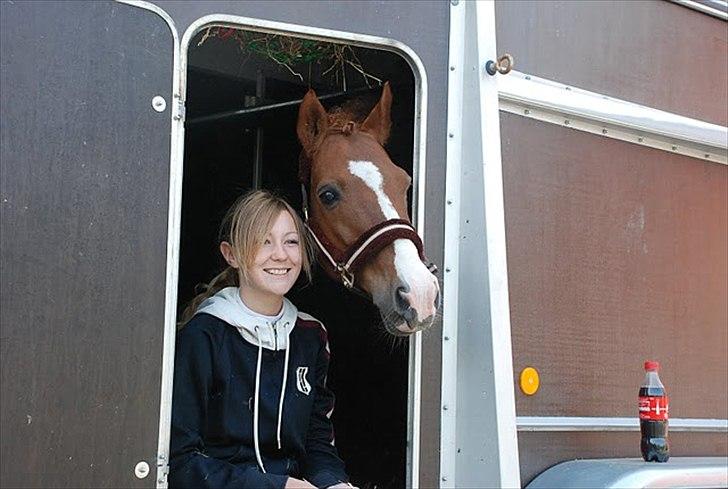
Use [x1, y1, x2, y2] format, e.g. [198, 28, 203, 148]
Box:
[644, 360, 660, 371]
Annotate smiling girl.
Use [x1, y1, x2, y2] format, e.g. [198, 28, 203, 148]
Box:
[170, 190, 352, 489]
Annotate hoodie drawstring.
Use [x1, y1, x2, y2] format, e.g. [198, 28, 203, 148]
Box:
[253, 326, 266, 473]
[253, 322, 292, 471]
[276, 322, 290, 450]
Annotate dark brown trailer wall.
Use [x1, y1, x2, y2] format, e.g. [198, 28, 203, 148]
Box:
[495, 0, 728, 126]
[152, 2, 449, 487]
[0, 1, 173, 487]
[503, 114, 727, 419]
[501, 113, 728, 484]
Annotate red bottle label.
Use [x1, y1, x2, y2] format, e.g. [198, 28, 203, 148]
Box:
[639, 396, 669, 420]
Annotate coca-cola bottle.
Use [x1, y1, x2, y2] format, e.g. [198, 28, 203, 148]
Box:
[638, 360, 670, 462]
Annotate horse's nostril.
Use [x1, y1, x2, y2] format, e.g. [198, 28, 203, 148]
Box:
[395, 286, 410, 313]
[403, 307, 416, 324]
[395, 287, 416, 323]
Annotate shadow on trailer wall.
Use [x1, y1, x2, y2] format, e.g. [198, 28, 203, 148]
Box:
[177, 28, 417, 488]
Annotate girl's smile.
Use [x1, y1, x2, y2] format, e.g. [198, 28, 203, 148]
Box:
[264, 268, 292, 275]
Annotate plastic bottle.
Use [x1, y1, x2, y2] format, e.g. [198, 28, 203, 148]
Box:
[638, 360, 670, 462]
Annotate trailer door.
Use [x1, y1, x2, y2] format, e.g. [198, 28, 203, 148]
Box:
[0, 1, 178, 487]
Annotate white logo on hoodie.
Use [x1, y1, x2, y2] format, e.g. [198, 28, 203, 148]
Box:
[296, 367, 311, 395]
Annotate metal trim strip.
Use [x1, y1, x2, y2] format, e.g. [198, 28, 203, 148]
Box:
[112, 1, 183, 487]
[517, 416, 728, 432]
[439, 1, 465, 486]
[179, 15, 429, 488]
[498, 71, 728, 164]
[669, 0, 728, 20]
[474, 1, 521, 485]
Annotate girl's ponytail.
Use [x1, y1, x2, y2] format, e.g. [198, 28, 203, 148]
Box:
[178, 266, 238, 328]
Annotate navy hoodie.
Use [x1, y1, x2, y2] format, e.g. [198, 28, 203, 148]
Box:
[169, 287, 350, 488]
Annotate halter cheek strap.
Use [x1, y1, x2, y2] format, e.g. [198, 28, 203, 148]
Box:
[301, 184, 438, 292]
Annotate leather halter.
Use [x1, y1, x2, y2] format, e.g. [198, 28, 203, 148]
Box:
[300, 183, 438, 293]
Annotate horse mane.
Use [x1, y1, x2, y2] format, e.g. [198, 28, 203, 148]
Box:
[299, 97, 378, 184]
[326, 98, 371, 128]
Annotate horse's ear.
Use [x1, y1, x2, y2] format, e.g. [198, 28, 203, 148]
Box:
[361, 82, 392, 145]
[297, 89, 328, 155]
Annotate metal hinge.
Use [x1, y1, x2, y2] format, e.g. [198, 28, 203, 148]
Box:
[156, 454, 169, 487]
[173, 95, 185, 121]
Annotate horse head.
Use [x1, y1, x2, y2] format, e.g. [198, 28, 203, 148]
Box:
[297, 83, 439, 336]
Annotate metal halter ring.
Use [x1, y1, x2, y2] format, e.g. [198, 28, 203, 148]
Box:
[336, 265, 355, 289]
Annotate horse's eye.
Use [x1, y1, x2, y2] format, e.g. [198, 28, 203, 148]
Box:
[318, 188, 339, 207]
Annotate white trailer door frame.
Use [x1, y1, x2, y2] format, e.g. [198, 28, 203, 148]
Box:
[441, 1, 521, 487]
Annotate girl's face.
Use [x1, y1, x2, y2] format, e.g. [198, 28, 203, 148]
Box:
[239, 210, 302, 313]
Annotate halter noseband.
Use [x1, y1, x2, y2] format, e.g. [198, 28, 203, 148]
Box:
[301, 183, 438, 294]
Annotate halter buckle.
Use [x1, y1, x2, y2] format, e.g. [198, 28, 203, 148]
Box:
[337, 265, 355, 289]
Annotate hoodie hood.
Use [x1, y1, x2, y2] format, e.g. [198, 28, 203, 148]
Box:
[196, 286, 297, 351]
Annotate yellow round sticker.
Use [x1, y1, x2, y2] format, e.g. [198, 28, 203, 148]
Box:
[520, 367, 540, 395]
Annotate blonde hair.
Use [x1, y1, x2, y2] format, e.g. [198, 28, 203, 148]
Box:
[179, 189, 314, 326]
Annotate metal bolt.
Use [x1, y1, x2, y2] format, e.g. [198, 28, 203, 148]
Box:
[445, 267, 451, 273]
[447, 199, 453, 205]
[564, 120, 570, 125]
[565, 86, 571, 91]
[602, 129, 608, 134]
[444, 336, 450, 341]
[525, 75, 531, 80]
[449, 132, 454, 138]
[151, 96, 166, 113]
[443, 405, 449, 411]
[485, 61, 496, 76]
[450, 66, 456, 71]
[450, 0, 459, 5]
[442, 477, 448, 482]
[524, 109, 530, 115]
[638, 137, 644, 142]
[672, 145, 678, 151]
[705, 154, 711, 159]
[135, 461, 150, 479]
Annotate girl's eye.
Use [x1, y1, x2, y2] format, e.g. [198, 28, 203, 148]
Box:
[286, 239, 299, 245]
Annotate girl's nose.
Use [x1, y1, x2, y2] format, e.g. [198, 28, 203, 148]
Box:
[271, 242, 287, 260]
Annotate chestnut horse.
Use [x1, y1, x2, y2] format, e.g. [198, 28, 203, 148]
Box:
[297, 83, 439, 336]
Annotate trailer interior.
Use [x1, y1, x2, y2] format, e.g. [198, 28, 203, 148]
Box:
[176, 25, 418, 488]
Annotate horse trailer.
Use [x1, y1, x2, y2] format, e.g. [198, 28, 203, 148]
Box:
[1, 0, 726, 487]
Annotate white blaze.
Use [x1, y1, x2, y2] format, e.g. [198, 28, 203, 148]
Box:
[348, 160, 438, 322]
[348, 160, 399, 219]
